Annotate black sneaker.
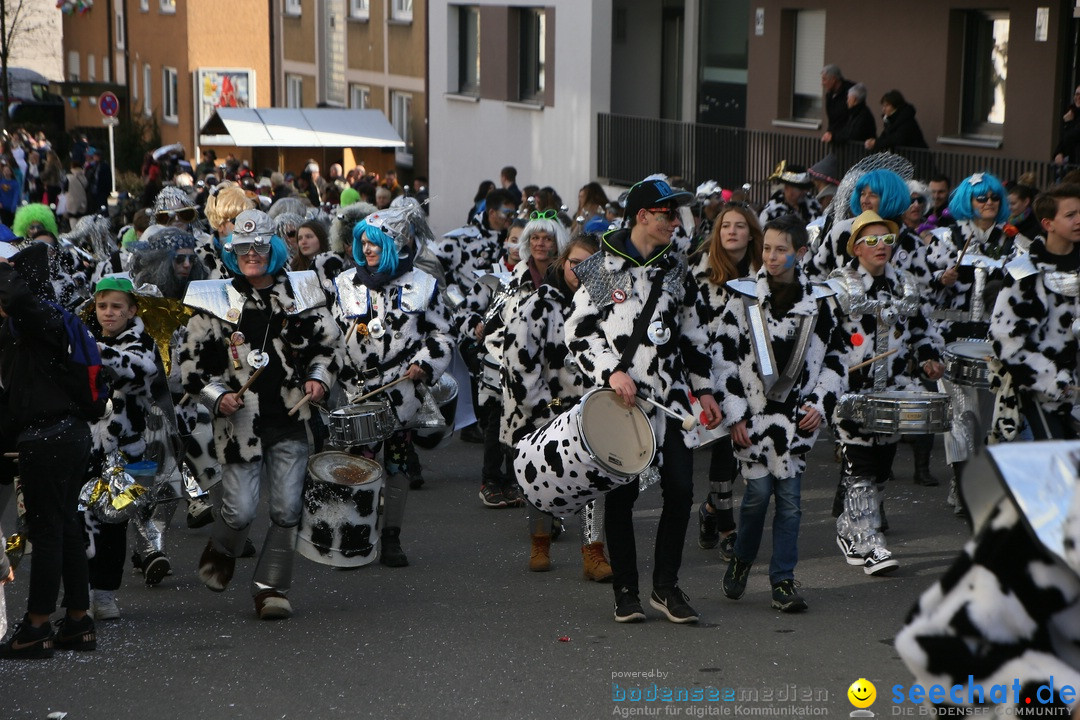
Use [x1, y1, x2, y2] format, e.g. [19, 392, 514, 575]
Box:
[240, 538, 258, 558]
[479, 483, 507, 508]
[500, 482, 525, 508]
[53, 614, 97, 651]
[142, 552, 171, 587]
[698, 503, 719, 549]
[718, 532, 737, 563]
[613, 587, 646, 623]
[722, 557, 752, 600]
[649, 587, 699, 624]
[863, 547, 900, 576]
[460, 423, 485, 444]
[771, 579, 808, 613]
[836, 534, 866, 566]
[0, 615, 54, 659]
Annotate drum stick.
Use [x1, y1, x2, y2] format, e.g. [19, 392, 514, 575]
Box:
[178, 393, 190, 405]
[353, 376, 409, 403]
[955, 235, 975, 267]
[2, 452, 16, 458]
[636, 394, 698, 431]
[235, 365, 266, 400]
[849, 348, 898, 372]
[287, 392, 314, 417]
[344, 318, 361, 344]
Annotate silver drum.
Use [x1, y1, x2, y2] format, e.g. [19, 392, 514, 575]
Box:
[325, 401, 394, 447]
[943, 340, 994, 389]
[838, 391, 953, 434]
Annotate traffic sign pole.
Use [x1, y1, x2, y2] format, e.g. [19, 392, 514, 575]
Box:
[98, 92, 120, 198]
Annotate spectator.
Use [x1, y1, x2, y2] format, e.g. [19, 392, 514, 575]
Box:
[820, 65, 855, 142]
[1007, 183, 1042, 241]
[41, 150, 64, 207]
[824, 83, 876, 146]
[62, 161, 89, 227]
[375, 186, 392, 209]
[0, 161, 21, 227]
[467, 180, 495, 223]
[411, 176, 429, 212]
[194, 150, 217, 179]
[865, 90, 928, 152]
[1054, 85, 1080, 166]
[501, 165, 522, 207]
[85, 147, 113, 214]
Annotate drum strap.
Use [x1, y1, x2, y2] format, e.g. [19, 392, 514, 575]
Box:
[741, 297, 816, 402]
[616, 275, 665, 373]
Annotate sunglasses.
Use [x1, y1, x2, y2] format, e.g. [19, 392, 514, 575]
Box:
[910, 196, 925, 205]
[230, 239, 272, 256]
[156, 208, 198, 224]
[530, 209, 558, 220]
[856, 233, 896, 248]
[173, 253, 195, 265]
[974, 194, 1001, 204]
[498, 208, 517, 217]
[648, 207, 678, 221]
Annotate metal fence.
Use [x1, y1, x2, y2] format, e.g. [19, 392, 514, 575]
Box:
[597, 113, 1066, 205]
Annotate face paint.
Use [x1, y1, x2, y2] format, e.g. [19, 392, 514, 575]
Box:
[783, 252, 797, 269]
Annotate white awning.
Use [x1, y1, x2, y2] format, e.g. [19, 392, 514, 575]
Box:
[199, 108, 405, 148]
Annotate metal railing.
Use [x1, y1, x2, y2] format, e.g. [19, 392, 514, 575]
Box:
[597, 113, 1066, 204]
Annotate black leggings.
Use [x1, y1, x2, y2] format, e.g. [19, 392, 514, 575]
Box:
[705, 435, 737, 533]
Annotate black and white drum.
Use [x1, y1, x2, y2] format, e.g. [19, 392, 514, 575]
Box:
[514, 388, 656, 514]
[943, 340, 994, 389]
[325, 401, 394, 447]
[480, 353, 502, 391]
[838, 391, 953, 434]
[297, 452, 383, 568]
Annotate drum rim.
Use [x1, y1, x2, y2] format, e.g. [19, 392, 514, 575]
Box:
[307, 450, 384, 485]
[575, 387, 656, 477]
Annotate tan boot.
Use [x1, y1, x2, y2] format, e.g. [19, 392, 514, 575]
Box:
[581, 541, 613, 582]
[529, 533, 552, 572]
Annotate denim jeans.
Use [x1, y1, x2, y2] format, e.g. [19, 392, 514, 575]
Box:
[732, 472, 801, 585]
[213, 438, 308, 556]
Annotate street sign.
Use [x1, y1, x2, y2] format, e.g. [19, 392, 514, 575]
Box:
[102, 117, 119, 126]
[98, 91, 119, 118]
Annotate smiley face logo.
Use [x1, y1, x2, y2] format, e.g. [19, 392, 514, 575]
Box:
[847, 678, 876, 709]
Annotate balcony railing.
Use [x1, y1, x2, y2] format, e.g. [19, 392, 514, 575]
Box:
[597, 113, 1065, 204]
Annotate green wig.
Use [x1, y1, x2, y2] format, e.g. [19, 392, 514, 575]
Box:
[13, 203, 59, 239]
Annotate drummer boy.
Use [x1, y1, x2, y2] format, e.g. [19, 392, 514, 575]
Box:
[827, 211, 943, 576]
[990, 183, 1080, 440]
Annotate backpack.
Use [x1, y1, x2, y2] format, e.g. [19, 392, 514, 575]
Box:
[42, 299, 111, 421]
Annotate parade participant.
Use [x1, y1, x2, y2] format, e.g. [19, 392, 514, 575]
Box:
[990, 184, 1080, 440]
[0, 243, 96, 657]
[565, 177, 722, 624]
[202, 182, 255, 279]
[274, 213, 305, 261]
[331, 205, 454, 566]
[505, 233, 612, 578]
[13, 202, 87, 308]
[716, 215, 846, 612]
[693, 180, 726, 244]
[758, 163, 822, 226]
[325, 202, 377, 286]
[435, 187, 516, 297]
[829, 212, 944, 576]
[179, 209, 341, 619]
[693, 203, 763, 560]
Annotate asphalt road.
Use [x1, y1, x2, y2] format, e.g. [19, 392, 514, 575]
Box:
[1, 430, 969, 720]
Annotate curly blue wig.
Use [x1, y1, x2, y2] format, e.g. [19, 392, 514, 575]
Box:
[221, 233, 290, 276]
[353, 219, 399, 275]
[848, 169, 910, 220]
[948, 172, 1009, 223]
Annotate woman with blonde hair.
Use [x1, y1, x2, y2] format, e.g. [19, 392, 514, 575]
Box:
[201, 181, 255, 278]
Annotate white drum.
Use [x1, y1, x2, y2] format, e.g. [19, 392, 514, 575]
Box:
[297, 452, 384, 568]
[514, 388, 656, 514]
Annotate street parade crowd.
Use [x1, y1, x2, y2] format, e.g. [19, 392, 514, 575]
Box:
[2, 128, 1080, 712]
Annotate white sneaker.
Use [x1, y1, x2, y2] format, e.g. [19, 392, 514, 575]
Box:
[863, 547, 899, 576]
[92, 590, 120, 621]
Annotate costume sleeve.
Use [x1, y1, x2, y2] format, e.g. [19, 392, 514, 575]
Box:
[990, 274, 1070, 401]
[565, 282, 620, 388]
[299, 306, 342, 391]
[412, 286, 455, 381]
[714, 295, 750, 425]
[99, 330, 158, 396]
[178, 312, 232, 414]
[503, 290, 552, 434]
[803, 304, 847, 419]
[679, 276, 716, 397]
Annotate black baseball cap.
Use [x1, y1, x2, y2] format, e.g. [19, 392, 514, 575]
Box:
[624, 178, 694, 219]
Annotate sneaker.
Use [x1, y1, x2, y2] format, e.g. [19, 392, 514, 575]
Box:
[198, 539, 235, 592]
[501, 482, 525, 508]
[771, 579, 808, 613]
[142, 552, 171, 587]
[479, 483, 507, 508]
[836, 534, 866, 566]
[863, 547, 900, 576]
[718, 532, 737, 563]
[53, 614, 97, 651]
[92, 590, 121, 621]
[722, 557, 752, 600]
[407, 470, 425, 490]
[186, 496, 214, 528]
[254, 590, 292, 620]
[649, 587, 699, 624]
[613, 588, 646, 623]
[0, 615, 54, 659]
[698, 503, 719, 549]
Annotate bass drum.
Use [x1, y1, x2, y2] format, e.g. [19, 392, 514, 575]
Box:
[514, 388, 655, 515]
[297, 452, 384, 568]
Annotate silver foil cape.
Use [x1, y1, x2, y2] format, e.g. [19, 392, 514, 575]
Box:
[334, 267, 436, 319]
[832, 153, 915, 225]
[574, 250, 686, 311]
[183, 272, 325, 323]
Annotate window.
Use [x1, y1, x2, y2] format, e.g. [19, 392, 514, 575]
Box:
[961, 10, 1009, 135]
[349, 0, 367, 19]
[349, 84, 370, 109]
[115, 5, 125, 48]
[287, 74, 303, 108]
[790, 9, 825, 120]
[391, 90, 413, 166]
[131, 61, 138, 100]
[102, 58, 111, 83]
[285, 0, 301, 15]
[140, 0, 148, 11]
[143, 63, 152, 115]
[159, 0, 175, 13]
[457, 5, 480, 95]
[87, 54, 96, 83]
[163, 67, 178, 122]
[518, 8, 545, 102]
[67, 52, 80, 82]
[391, 0, 411, 21]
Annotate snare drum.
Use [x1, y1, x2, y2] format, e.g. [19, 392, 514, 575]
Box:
[943, 340, 994, 389]
[480, 353, 501, 391]
[838, 391, 952, 434]
[514, 388, 656, 514]
[297, 452, 383, 568]
[325, 401, 393, 447]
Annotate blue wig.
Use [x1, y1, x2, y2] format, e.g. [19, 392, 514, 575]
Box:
[948, 172, 1009, 223]
[221, 233, 290, 277]
[849, 169, 910, 220]
[353, 219, 399, 275]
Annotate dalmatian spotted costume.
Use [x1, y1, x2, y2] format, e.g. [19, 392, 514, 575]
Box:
[433, 213, 504, 299]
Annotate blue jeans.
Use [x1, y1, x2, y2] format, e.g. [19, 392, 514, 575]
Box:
[732, 472, 801, 585]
